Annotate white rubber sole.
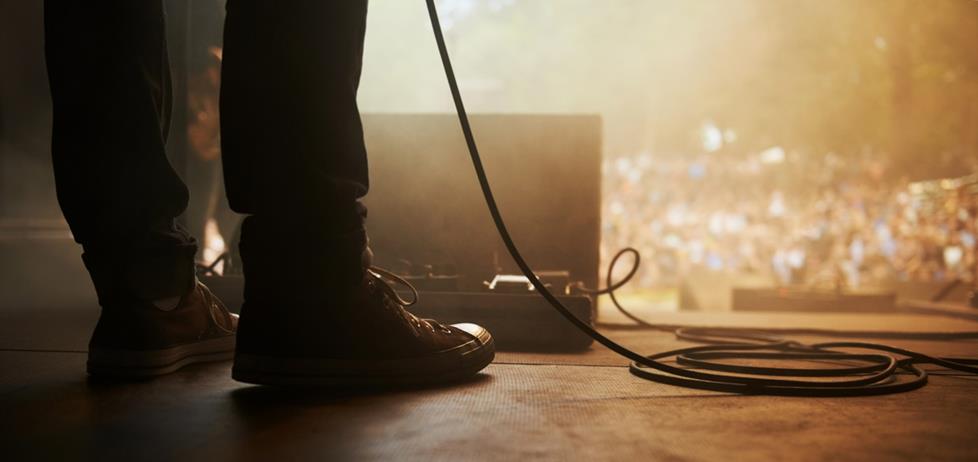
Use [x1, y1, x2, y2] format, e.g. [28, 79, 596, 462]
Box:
[231, 336, 495, 387]
[87, 335, 236, 378]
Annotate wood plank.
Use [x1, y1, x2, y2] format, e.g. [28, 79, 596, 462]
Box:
[1, 351, 976, 461]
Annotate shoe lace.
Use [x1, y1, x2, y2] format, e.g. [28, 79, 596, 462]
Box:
[367, 266, 418, 307]
[366, 267, 453, 335]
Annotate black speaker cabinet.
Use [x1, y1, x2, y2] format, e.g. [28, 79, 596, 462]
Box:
[362, 113, 602, 293]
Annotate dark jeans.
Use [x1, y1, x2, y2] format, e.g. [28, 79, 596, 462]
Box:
[44, 0, 370, 304]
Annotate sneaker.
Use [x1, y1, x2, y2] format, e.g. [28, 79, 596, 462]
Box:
[231, 267, 495, 387]
[87, 280, 238, 378]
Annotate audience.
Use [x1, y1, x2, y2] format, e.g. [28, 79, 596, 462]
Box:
[602, 150, 978, 290]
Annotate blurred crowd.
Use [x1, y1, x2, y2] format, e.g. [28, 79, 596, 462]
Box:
[602, 150, 978, 290]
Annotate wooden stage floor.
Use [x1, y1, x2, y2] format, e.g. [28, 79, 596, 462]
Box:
[2, 303, 977, 461]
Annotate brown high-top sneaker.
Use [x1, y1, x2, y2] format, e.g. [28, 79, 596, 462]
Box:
[230, 216, 493, 386]
[232, 268, 494, 387]
[87, 280, 238, 378]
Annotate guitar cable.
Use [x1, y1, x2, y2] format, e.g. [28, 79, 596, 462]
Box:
[425, 0, 978, 396]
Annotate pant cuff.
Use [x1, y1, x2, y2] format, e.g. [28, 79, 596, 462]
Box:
[82, 242, 198, 306]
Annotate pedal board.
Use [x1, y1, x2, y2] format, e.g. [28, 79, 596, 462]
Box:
[200, 275, 594, 352]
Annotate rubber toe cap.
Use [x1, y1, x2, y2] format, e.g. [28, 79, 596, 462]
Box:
[451, 323, 492, 345]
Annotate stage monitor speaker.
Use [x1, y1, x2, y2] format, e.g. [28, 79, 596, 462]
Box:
[361, 113, 602, 293]
[731, 287, 896, 313]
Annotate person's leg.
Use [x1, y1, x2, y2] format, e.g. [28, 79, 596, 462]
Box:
[45, 0, 235, 377]
[45, 0, 195, 299]
[221, 0, 493, 385]
[220, 0, 370, 292]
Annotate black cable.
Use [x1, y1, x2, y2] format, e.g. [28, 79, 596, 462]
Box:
[424, 0, 978, 396]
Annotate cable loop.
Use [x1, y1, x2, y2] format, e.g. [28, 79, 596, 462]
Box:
[573, 248, 640, 295]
